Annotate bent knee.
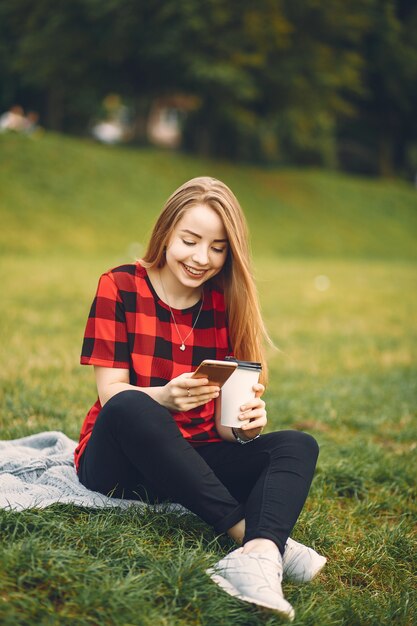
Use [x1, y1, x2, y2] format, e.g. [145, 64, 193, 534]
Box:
[103, 389, 158, 413]
[290, 430, 319, 459]
[99, 389, 166, 426]
[100, 388, 175, 439]
[268, 429, 319, 459]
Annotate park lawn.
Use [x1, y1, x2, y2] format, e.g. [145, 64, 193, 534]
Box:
[0, 133, 416, 625]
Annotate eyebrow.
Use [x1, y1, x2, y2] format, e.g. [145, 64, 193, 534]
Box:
[180, 229, 228, 243]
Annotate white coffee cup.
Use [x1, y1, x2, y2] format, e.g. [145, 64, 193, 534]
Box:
[220, 359, 262, 428]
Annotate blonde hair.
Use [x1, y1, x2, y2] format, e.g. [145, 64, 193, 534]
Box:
[141, 176, 272, 384]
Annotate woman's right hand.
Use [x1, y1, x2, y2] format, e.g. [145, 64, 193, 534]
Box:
[159, 373, 220, 412]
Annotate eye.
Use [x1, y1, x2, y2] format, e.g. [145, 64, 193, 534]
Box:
[182, 239, 195, 246]
[212, 246, 226, 254]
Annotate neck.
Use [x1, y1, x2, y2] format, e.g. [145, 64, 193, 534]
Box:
[149, 266, 202, 309]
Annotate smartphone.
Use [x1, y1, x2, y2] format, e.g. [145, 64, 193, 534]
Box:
[191, 359, 238, 387]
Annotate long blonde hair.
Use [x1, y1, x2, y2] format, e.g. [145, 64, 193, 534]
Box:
[141, 177, 272, 384]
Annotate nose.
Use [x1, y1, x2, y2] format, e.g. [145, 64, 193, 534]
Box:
[191, 244, 209, 266]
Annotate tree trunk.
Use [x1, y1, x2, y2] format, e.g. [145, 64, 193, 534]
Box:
[131, 97, 152, 143]
[378, 132, 394, 177]
[45, 86, 64, 131]
[197, 125, 212, 157]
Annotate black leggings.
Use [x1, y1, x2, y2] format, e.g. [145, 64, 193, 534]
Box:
[78, 390, 319, 554]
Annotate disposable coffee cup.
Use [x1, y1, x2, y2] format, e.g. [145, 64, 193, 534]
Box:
[220, 359, 262, 428]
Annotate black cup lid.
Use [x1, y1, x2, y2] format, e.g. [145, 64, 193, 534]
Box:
[225, 356, 262, 371]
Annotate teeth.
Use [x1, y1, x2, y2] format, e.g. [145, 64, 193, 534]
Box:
[184, 264, 205, 276]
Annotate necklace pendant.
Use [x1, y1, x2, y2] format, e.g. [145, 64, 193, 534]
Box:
[158, 271, 204, 355]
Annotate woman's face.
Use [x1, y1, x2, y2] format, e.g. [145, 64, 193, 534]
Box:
[163, 204, 228, 292]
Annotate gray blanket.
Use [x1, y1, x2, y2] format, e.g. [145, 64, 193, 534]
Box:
[0, 431, 186, 513]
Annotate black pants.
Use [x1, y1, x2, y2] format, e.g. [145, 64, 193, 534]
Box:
[78, 390, 319, 554]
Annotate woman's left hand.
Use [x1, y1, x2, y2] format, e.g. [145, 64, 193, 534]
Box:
[235, 383, 267, 440]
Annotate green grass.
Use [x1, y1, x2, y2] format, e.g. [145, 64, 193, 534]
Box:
[0, 132, 416, 625]
[1, 132, 416, 260]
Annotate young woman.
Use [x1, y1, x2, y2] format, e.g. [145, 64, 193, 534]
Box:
[75, 177, 326, 620]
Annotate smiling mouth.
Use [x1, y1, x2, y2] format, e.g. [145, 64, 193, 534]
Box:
[182, 263, 207, 277]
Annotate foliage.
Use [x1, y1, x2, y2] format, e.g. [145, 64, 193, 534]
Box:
[338, 0, 417, 176]
[0, 1, 416, 174]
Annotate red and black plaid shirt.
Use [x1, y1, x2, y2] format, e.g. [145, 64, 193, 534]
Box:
[75, 263, 230, 470]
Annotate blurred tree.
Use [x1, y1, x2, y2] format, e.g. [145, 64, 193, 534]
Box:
[178, 0, 373, 165]
[89, 0, 262, 147]
[245, 0, 371, 165]
[0, 0, 415, 176]
[0, 0, 104, 131]
[353, 0, 417, 176]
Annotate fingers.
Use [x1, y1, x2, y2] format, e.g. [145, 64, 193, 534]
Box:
[175, 375, 220, 410]
[182, 374, 219, 393]
[184, 394, 219, 408]
[240, 416, 267, 431]
[239, 397, 265, 414]
[182, 390, 219, 403]
[239, 408, 266, 421]
[239, 408, 267, 424]
[177, 394, 219, 411]
[181, 375, 220, 398]
[238, 396, 267, 431]
[240, 425, 263, 439]
[189, 383, 220, 395]
[253, 383, 265, 398]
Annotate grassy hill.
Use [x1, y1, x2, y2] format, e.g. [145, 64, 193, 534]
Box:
[1, 132, 416, 259]
[1, 132, 416, 625]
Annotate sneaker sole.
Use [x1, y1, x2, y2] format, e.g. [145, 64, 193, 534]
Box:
[206, 568, 295, 621]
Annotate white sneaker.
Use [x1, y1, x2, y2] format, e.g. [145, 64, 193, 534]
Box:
[283, 538, 327, 583]
[206, 548, 295, 621]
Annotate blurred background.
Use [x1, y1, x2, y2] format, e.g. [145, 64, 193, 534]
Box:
[1, 0, 417, 178]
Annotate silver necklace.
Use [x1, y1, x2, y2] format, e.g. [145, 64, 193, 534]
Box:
[159, 272, 204, 351]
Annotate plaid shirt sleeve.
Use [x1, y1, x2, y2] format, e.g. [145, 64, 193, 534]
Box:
[80, 272, 130, 368]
